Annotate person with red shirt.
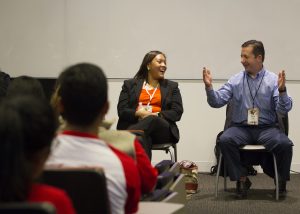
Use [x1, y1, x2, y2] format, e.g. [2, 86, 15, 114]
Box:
[0, 96, 75, 214]
[47, 63, 141, 214]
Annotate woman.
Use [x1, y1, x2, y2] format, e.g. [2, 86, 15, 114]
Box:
[0, 96, 75, 214]
[117, 51, 183, 158]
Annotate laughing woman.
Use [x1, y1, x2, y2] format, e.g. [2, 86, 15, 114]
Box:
[117, 51, 183, 159]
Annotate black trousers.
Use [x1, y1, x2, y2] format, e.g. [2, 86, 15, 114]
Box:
[128, 115, 175, 159]
[219, 125, 293, 181]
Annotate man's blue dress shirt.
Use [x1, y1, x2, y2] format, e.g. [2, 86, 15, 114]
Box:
[206, 68, 293, 125]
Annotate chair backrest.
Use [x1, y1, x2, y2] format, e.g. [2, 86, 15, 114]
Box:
[41, 167, 110, 214]
[224, 100, 289, 135]
[0, 202, 55, 214]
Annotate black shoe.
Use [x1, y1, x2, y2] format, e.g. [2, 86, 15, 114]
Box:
[274, 188, 287, 198]
[279, 180, 286, 192]
[274, 179, 287, 198]
[236, 177, 252, 199]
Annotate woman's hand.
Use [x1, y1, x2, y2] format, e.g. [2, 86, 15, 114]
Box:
[135, 107, 152, 119]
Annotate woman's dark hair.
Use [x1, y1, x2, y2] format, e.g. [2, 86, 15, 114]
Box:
[242, 40, 265, 62]
[6, 76, 46, 99]
[56, 63, 108, 126]
[0, 96, 57, 202]
[134, 50, 166, 81]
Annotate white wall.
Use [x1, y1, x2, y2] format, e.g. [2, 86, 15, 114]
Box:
[1, 0, 299, 172]
[107, 79, 300, 172]
[1, 0, 300, 80]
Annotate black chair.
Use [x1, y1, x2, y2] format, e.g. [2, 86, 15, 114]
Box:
[0, 202, 55, 214]
[42, 167, 110, 214]
[128, 129, 178, 162]
[215, 102, 289, 200]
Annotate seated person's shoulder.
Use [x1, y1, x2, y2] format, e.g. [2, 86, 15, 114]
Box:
[28, 183, 71, 201]
[100, 129, 136, 159]
[163, 79, 178, 87]
[28, 184, 75, 214]
[124, 78, 136, 85]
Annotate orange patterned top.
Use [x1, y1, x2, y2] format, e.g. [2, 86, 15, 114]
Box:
[138, 87, 161, 113]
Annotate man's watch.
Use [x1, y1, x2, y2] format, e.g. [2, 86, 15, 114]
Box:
[278, 87, 287, 93]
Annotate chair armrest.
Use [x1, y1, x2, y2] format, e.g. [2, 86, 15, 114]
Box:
[141, 189, 171, 201]
[155, 160, 174, 174]
[156, 171, 175, 189]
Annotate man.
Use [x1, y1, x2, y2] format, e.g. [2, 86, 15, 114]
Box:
[46, 63, 141, 214]
[203, 40, 293, 199]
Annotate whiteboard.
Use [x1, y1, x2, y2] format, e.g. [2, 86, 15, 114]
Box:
[1, 0, 300, 80]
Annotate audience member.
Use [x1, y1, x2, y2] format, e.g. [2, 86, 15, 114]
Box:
[6, 75, 46, 99]
[52, 85, 158, 196]
[46, 63, 141, 214]
[0, 96, 75, 214]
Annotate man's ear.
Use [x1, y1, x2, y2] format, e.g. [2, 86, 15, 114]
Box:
[50, 86, 64, 114]
[257, 54, 263, 62]
[56, 97, 64, 114]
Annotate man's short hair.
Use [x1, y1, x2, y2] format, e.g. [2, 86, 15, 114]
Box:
[57, 63, 107, 126]
[242, 40, 265, 62]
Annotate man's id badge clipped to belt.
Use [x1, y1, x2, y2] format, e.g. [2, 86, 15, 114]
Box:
[247, 108, 259, 125]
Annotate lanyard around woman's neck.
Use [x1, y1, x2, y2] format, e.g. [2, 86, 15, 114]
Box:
[143, 81, 159, 106]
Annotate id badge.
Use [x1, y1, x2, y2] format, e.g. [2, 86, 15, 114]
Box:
[142, 105, 152, 113]
[145, 105, 152, 113]
[247, 108, 259, 125]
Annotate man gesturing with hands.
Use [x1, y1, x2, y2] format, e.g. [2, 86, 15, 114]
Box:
[203, 40, 293, 199]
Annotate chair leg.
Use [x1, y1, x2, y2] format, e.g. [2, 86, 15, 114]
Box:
[165, 147, 175, 162]
[169, 149, 175, 162]
[215, 153, 223, 198]
[173, 144, 177, 162]
[272, 153, 279, 201]
[224, 159, 227, 191]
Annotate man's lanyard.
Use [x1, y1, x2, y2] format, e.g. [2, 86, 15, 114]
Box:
[143, 81, 159, 106]
[245, 70, 266, 108]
